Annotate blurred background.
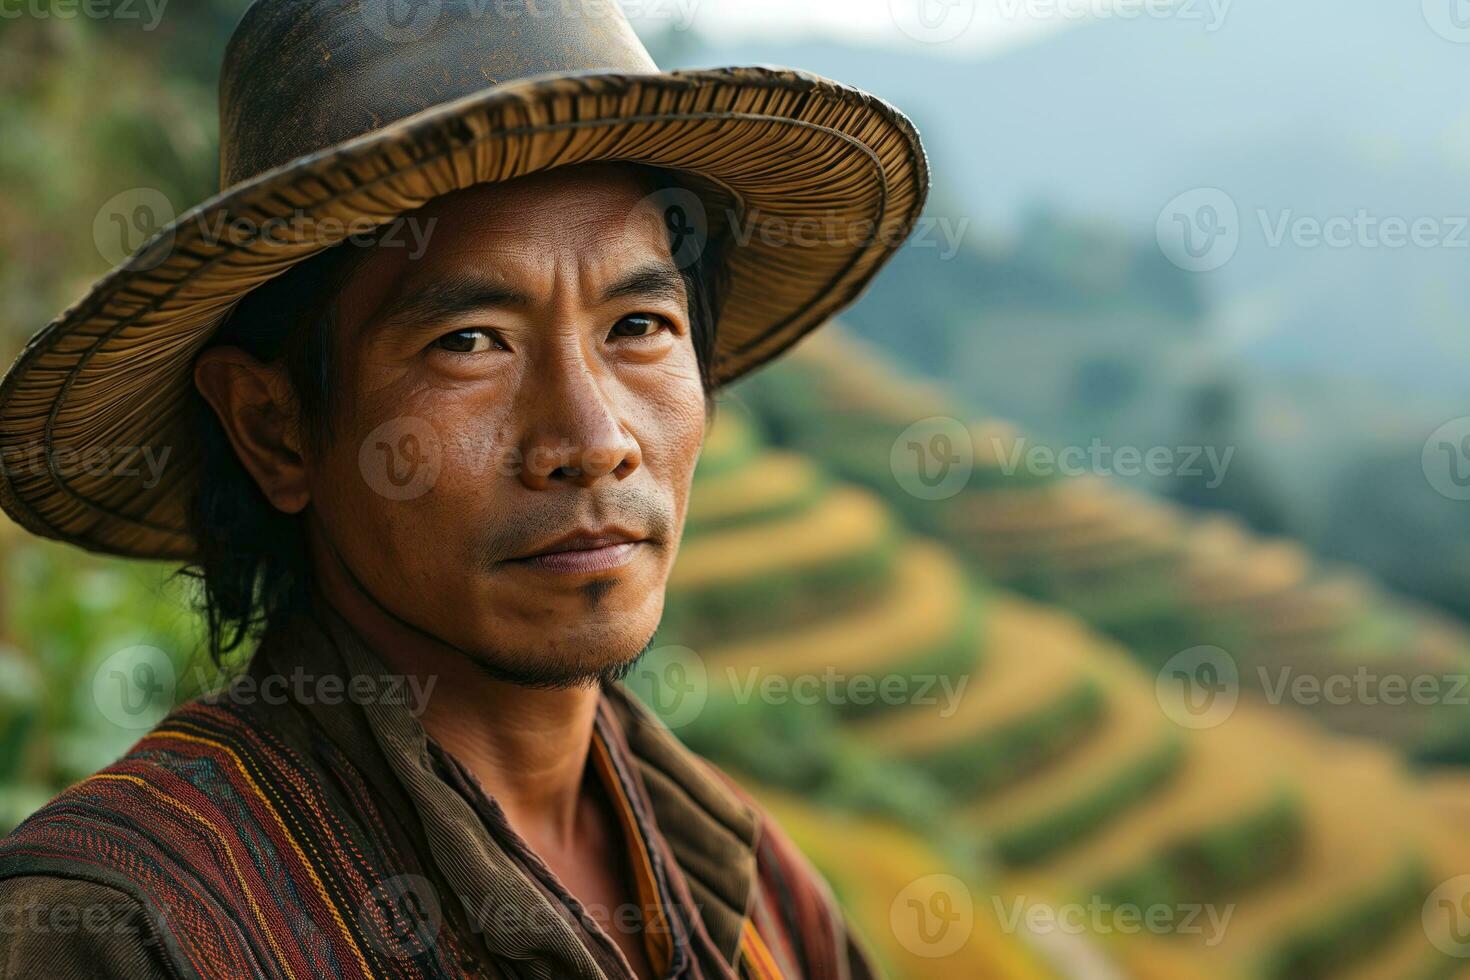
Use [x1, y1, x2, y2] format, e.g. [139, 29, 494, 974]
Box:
[4, 1, 1470, 976]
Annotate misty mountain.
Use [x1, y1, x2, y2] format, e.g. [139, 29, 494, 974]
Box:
[658, 2, 1470, 398]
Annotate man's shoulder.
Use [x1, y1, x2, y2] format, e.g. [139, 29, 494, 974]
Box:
[0, 874, 175, 978]
[0, 694, 310, 889]
[0, 692, 412, 977]
[0, 700, 269, 978]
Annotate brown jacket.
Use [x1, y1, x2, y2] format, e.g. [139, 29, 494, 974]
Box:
[0, 607, 877, 979]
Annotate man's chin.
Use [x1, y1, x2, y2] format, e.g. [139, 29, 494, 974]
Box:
[463, 638, 654, 692]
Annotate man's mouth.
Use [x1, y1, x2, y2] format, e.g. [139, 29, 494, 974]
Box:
[506, 527, 648, 575]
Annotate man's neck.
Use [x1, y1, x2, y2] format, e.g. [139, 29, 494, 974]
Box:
[308, 533, 601, 852]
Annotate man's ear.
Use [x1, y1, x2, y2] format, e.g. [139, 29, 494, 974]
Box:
[194, 347, 311, 514]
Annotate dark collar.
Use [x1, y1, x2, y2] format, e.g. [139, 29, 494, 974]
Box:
[252, 605, 761, 975]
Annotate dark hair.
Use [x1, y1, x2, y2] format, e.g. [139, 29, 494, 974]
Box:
[184, 166, 730, 662]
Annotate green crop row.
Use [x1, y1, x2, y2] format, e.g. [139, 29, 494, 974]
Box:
[991, 734, 1187, 867]
[1092, 790, 1305, 911]
[903, 678, 1106, 803]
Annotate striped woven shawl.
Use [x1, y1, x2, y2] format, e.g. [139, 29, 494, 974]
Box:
[0, 613, 870, 980]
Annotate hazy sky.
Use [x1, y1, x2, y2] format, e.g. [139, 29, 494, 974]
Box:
[625, 0, 1075, 56]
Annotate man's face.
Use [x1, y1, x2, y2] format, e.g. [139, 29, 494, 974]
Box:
[306, 165, 706, 685]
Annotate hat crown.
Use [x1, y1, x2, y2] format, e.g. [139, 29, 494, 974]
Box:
[219, 0, 658, 188]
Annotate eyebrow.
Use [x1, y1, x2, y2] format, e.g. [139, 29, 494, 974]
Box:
[366, 262, 688, 333]
[367, 271, 529, 333]
[599, 262, 687, 307]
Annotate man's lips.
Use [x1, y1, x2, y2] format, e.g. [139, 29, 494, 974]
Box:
[506, 527, 648, 575]
[509, 540, 644, 574]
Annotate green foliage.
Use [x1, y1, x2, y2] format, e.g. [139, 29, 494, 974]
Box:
[635, 681, 963, 846]
[0, 538, 220, 831]
[660, 525, 902, 649]
[904, 679, 1106, 801]
[1256, 859, 1429, 980]
[831, 593, 986, 722]
[1094, 791, 1305, 910]
[992, 734, 1186, 867]
[682, 469, 830, 537]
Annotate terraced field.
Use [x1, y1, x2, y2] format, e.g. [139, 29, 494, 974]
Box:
[702, 538, 982, 719]
[657, 395, 1470, 979]
[751, 787, 1057, 980]
[1033, 715, 1299, 907]
[684, 450, 829, 535]
[1168, 706, 1470, 980]
[740, 329, 1470, 761]
[960, 652, 1183, 867]
[664, 482, 901, 646]
[852, 595, 1104, 799]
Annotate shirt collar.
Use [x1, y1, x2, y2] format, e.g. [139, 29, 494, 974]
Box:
[253, 603, 761, 976]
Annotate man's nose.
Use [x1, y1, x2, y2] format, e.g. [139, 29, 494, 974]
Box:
[515, 359, 641, 491]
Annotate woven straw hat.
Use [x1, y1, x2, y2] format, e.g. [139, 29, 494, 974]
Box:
[0, 0, 928, 561]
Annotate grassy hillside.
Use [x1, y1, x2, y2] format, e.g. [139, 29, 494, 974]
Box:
[650, 383, 1470, 979]
[735, 329, 1470, 764]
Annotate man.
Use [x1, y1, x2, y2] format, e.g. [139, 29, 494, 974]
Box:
[0, 1, 927, 977]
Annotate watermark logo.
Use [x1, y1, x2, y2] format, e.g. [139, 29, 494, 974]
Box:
[359, 417, 442, 501]
[620, 0, 703, 31]
[627, 645, 708, 729]
[889, 0, 977, 44]
[1423, 875, 1470, 957]
[359, 874, 443, 961]
[1157, 188, 1239, 273]
[361, 0, 443, 43]
[92, 645, 176, 731]
[1155, 645, 1238, 729]
[93, 188, 176, 270]
[1423, 417, 1470, 501]
[1424, 0, 1470, 43]
[890, 874, 974, 958]
[892, 416, 975, 501]
[628, 187, 709, 272]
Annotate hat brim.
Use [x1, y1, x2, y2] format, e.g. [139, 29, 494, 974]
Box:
[0, 65, 928, 561]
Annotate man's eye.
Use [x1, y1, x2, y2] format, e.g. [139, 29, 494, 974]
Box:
[609, 314, 669, 340]
[433, 328, 500, 354]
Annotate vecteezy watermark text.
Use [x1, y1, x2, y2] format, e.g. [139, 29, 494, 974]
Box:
[993, 895, 1234, 946]
[1259, 666, 1470, 707]
[724, 666, 970, 718]
[1159, 188, 1470, 272]
[361, 0, 703, 45]
[725, 209, 970, 261]
[0, 895, 154, 938]
[995, 0, 1230, 31]
[199, 667, 439, 718]
[94, 189, 439, 271]
[992, 436, 1235, 487]
[0, 0, 168, 29]
[2, 442, 172, 490]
